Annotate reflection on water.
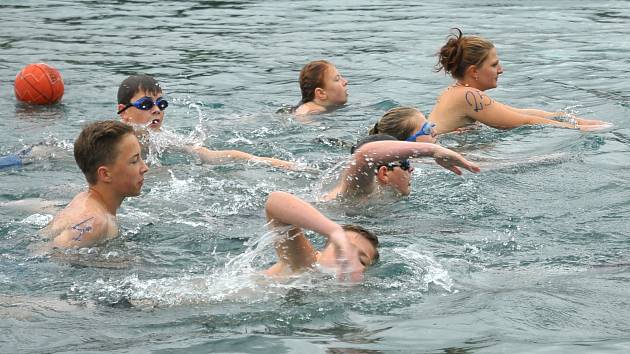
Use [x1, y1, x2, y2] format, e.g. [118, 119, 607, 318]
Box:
[1, 0, 630, 353]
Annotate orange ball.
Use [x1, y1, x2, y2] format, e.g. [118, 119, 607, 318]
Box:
[14, 63, 65, 105]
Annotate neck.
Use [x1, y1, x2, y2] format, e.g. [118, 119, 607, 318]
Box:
[455, 78, 482, 90]
[88, 185, 123, 215]
[306, 100, 329, 113]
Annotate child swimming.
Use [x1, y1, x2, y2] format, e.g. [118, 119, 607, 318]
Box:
[369, 107, 438, 143]
[292, 60, 349, 116]
[264, 191, 378, 282]
[117, 75, 297, 169]
[41, 121, 148, 249]
[323, 134, 480, 201]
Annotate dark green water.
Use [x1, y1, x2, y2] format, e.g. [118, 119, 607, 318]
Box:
[1, 1, 629, 353]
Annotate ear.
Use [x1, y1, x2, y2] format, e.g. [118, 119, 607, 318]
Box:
[375, 166, 389, 184]
[96, 165, 112, 184]
[466, 65, 479, 80]
[314, 87, 327, 101]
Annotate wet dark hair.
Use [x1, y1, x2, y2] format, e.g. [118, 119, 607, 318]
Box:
[435, 28, 495, 80]
[342, 224, 380, 263]
[74, 120, 133, 185]
[117, 75, 163, 105]
[350, 134, 398, 154]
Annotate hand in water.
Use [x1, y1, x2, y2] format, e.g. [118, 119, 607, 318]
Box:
[577, 123, 614, 131]
[433, 147, 481, 175]
[329, 229, 364, 283]
[575, 117, 609, 126]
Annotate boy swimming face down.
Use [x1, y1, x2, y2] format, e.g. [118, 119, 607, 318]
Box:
[263, 191, 379, 282]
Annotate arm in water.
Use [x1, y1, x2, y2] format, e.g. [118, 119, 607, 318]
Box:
[185, 145, 297, 170]
[462, 89, 611, 130]
[341, 141, 480, 198]
[263, 191, 364, 282]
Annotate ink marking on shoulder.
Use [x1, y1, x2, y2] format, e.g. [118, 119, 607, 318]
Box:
[465, 90, 494, 112]
[71, 217, 95, 241]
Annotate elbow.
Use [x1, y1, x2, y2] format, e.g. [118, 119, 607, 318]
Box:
[265, 191, 288, 210]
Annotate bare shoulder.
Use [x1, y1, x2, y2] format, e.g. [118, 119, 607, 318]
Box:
[455, 87, 495, 113]
[43, 192, 118, 249]
[49, 213, 117, 249]
[294, 102, 325, 116]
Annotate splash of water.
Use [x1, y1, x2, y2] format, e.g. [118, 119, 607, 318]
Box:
[67, 224, 324, 307]
[391, 245, 454, 293]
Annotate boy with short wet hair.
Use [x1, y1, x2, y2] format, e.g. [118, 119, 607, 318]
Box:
[117, 74, 296, 168]
[264, 191, 378, 282]
[41, 120, 149, 248]
[323, 134, 481, 200]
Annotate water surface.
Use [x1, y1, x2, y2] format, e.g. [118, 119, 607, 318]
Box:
[1, 1, 629, 353]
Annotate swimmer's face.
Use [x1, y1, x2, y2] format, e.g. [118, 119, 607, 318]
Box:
[409, 111, 438, 143]
[107, 133, 149, 197]
[388, 164, 413, 196]
[477, 47, 503, 90]
[321, 66, 349, 106]
[378, 162, 414, 196]
[118, 89, 165, 131]
[346, 231, 379, 267]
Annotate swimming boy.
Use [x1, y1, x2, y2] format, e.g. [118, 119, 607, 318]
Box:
[323, 134, 480, 200]
[117, 75, 296, 168]
[264, 191, 377, 282]
[41, 120, 149, 248]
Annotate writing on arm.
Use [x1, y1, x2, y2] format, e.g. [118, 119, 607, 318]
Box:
[71, 217, 95, 241]
[465, 90, 494, 112]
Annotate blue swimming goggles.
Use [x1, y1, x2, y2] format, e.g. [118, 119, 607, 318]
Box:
[117, 96, 168, 114]
[405, 121, 435, 142]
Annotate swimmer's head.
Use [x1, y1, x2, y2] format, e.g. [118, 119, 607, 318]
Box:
[74, 120, 144, 187]
[342, 224, 379, 266]
[298, 60, 348, 107]
[322, 224, 379, 268]
[369, 107, 437, 143]
[350, 133, 398, 154]
[435, 28, 498, 87]
[351, 134, 415, 196]
[117, 75, 166, 130]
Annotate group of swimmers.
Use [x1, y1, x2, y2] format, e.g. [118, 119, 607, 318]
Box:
[23, 29, 611, 282]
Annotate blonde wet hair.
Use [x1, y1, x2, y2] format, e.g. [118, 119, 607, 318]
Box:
[369, 107, 421, 141]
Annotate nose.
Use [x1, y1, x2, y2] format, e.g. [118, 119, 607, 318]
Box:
[140, 159, 149, 175]
[150, 101, 161, 114]
[342, 77, 348, 86]
[498, 64, 504, 74]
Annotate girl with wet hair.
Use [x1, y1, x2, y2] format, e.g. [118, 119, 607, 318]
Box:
[428, 28, 610, 134]
[293, 60, 349, 115]
[369, 107, 437, 143]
